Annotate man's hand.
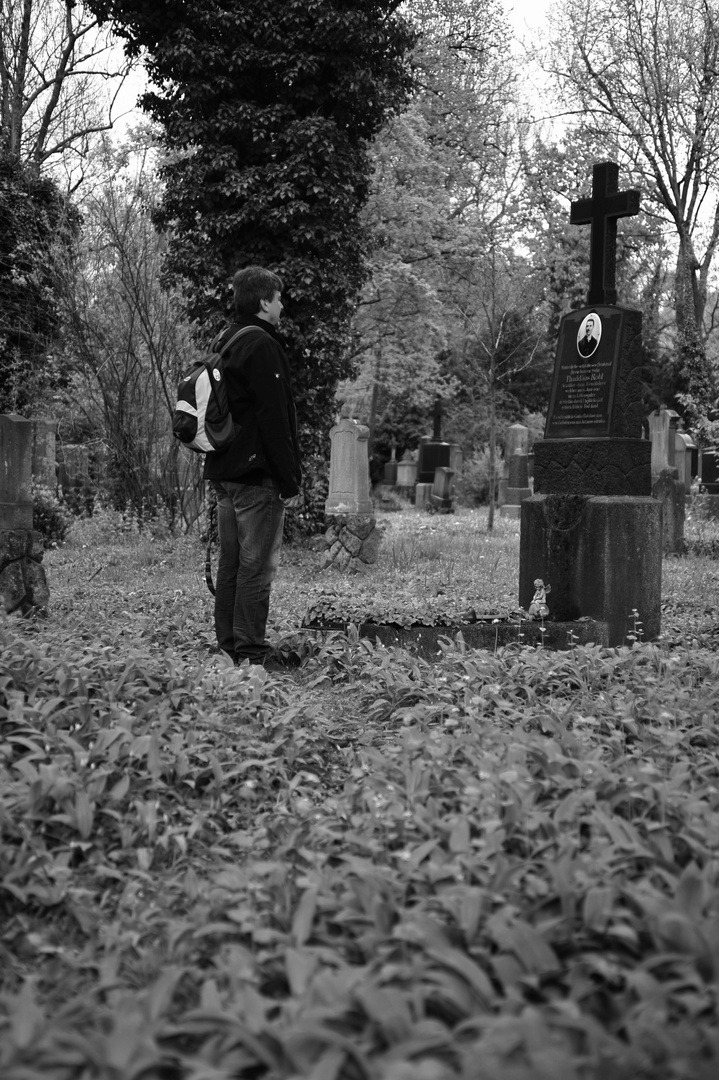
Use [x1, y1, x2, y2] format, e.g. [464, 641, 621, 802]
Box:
[280, 494, 301, 509]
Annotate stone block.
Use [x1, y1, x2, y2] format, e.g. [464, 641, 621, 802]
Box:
[534, 438, 651, 496]
[24, 561, 49, 609]
[339, 528, 362, 557]
[652, 468, 685, 554]
[359, 527, 381, 564]
[396, 461, 417, 487]
[0, 560, 26, 613]
[519, 493, 662, 647]
[415, 483, 432, 510]
[0, 530, 29, 570]
[0, 414, 33, 530]
[508, 454, 529, 488]
[499, 504, 522, 519]
[346, 515, 375, 541]
[28, 531, 44, 560]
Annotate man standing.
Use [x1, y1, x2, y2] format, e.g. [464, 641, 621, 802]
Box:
[205, 266, 302, 669]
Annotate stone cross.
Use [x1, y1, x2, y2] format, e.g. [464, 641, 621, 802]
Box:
[570, 161, 640, 306]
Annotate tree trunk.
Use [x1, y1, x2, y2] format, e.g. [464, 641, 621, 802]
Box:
[675, 237, 715, 418]
[487, 351, 496, 533]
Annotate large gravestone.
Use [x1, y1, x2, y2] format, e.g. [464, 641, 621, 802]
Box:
[520, 162, 662, 646]
[0, 414, 49, 612]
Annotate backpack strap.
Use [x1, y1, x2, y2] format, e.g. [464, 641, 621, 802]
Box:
[215, 324, 271, 356]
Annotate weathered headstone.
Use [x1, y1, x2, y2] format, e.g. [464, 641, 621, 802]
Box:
[647, 407, 684, 553]
[396, 450, 417, 494]
[699, 449, 719, 493]
[675, 429, 695, 494]
[58, 443, 91, 493]
[520, 162, 661, 646]
[415, 482, 432, 510]
[321, 405, 378, 570]
[32, 418, 58, 490]
[383, 445, 398, 486]
[0, 414, 49, 612]
[430, 466, 454, 513]
[500, 423, 532, 519]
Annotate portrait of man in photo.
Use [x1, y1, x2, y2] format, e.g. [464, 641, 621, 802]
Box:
[577, 314, 601, 358]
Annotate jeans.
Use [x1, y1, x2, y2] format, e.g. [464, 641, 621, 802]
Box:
[211, 478, 285, 663]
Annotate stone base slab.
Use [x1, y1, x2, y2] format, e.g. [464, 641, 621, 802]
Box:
[519, 494, 661, 647]
[652, 468, 685, 554]
[499, 505, 522, 519]
[534, 439, 652, 496]
[306, 619, 609, 659]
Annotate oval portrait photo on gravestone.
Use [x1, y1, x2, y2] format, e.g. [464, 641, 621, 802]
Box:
[576, 313, 602, 358]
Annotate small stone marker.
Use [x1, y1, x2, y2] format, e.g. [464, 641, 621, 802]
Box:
[699, 448, 719, 493]
[396, 450, 417, 491]
[430, 466, 454, 513]
[674, 429, 695, 494]
[0, 414, 49, 612]
[520, 161, 662, 646]
[321, 405, 379, 571]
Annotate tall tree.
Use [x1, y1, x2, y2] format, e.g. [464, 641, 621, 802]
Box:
[547, 0, 719, 421]
[1, 0, 132, 185]
[86, 0, 416, 520]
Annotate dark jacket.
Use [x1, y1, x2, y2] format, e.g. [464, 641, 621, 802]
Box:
[203, 316, 302, 497]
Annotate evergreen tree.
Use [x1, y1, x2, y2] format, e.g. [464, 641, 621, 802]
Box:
[0, 157, 79, 413]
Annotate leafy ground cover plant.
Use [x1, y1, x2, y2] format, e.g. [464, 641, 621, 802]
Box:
[2, 508, 719, 1078]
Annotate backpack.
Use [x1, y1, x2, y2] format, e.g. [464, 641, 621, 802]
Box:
[172, 326, 258, 453]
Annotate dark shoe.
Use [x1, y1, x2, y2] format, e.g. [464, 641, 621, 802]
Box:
[260, 656, 290, 673]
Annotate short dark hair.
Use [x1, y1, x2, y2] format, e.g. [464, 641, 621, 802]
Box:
[233, 266, 283, 318]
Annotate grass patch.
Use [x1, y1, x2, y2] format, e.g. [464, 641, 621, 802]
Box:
[2, 507, 719, 1078]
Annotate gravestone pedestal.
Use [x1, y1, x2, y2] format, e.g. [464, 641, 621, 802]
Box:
[520, 495, 661, 646]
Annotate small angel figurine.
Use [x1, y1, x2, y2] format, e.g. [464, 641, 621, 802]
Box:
[528, 578, 551, 620]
